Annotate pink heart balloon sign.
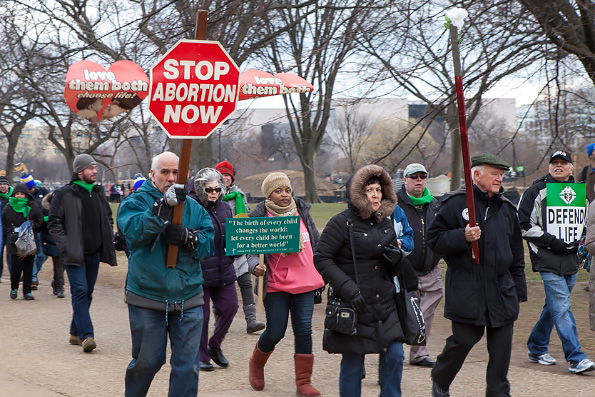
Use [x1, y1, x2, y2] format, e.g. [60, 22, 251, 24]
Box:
[238, 69, 313, 101]
[64, 60, 149, 122]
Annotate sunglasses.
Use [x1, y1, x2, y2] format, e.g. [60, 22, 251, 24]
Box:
[407, 174, 427, 180]
[205, 187, 222, 193]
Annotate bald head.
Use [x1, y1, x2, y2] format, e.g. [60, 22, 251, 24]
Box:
[150, 151, 179, 193]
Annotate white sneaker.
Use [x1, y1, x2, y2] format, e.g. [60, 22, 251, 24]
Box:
[569, 359, 595, 374]
[528, 351, 556, 365]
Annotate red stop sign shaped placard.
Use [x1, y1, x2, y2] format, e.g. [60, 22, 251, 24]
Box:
[149, 40, 240, 139]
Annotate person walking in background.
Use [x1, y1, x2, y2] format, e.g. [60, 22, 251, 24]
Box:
[579, 143, 595, 203]
[518, 149, 595, 374]
[118, 151, 214, 397]
[396, 163, 443, 368]
[216, 160, 265, 334]
[427, 154, 527, 397]
[40, 191, 65, 298]
[247, 172, 324, 396]
[2, 183, 44, 300]
[21, 172, 49, 290]
[0, 175, 13, 281]
[190, 168, 239, 372]
[48, 154, 117, 353]
[314, 164, 413, 397]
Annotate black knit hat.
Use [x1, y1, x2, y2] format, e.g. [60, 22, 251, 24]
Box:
[0, 176, 9, 184]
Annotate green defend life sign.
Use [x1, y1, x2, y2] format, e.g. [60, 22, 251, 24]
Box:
[546, 183, 586, 243]
[226, 216, 300, 256]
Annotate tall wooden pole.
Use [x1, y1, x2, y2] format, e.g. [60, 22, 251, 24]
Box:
[166, 10, 208, 268]
[449, 25, 479, 264]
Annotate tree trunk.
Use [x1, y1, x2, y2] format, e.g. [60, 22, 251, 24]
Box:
[301, 156, 320, 203]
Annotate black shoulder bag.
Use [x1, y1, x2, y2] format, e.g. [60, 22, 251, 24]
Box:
[395, 270, 426, 346]
[324, 217, 359, 336]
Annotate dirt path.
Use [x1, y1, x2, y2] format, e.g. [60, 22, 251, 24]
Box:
[0, 262, 593, 396]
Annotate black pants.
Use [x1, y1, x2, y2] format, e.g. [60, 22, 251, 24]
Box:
[10, 254, 34, 294]
[431, 321, 513, 397]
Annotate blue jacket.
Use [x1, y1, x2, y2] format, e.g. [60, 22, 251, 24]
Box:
[392, 205, 414, 253]
[118, 179, 215, 304]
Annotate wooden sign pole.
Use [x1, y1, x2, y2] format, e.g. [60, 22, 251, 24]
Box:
[166, 10, 208, 268]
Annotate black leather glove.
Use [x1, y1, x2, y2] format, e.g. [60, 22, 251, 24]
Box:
[164, 184, 187, 207]
[349, 291, 366, 312]
[383, 244, 403, 265]
[550, 238, 568, 254]
[164, 224, 188, 246]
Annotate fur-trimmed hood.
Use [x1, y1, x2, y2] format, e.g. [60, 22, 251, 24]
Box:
[346, 164, 396, 223]
[42, 191, 54, 211]
[193, 167, 226, 207]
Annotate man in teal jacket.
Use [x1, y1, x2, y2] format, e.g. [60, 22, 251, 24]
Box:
[118, 151, 214, 397]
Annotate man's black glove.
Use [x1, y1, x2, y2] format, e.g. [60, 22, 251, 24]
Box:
[349, 291, 366, 312]
[164, 224, 189, 246]
[164, 184, 187, 207]
[550, 238, 568, 254]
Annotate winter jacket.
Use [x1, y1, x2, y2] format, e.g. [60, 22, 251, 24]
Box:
[517, 174, 583, 275]
[247, 197, 320, 299]
[427, 185, 527, 327]
[314, 164, 407, 355]
[392, 205, 414, 253]
[48, 178, 116, 267]
[118, 178, 214, 308]
[189, 189, 237, 289]
[396, 186, 442, 275]
[40, 192, 60, 257]
[1, 189, 44, 257]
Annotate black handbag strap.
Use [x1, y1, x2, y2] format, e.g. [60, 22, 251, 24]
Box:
[346, 217, 360, 285]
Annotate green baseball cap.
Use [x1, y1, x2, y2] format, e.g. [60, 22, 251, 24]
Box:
[470, 153, 511, 170]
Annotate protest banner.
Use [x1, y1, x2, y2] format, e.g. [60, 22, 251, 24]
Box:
[546, 183, 586, 243]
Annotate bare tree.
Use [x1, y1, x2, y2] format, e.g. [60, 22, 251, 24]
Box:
[361, 0, 549, 189]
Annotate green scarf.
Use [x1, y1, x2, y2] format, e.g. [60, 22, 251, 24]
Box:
[408, 187, 434, 206]
[222, 191, 247, 215]
[9, 197, 30, 217]
[73, 180, 95, 193]
[0, 186, 13, 200]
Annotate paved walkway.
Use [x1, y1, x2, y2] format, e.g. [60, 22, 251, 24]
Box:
[0, 266, 593, 396]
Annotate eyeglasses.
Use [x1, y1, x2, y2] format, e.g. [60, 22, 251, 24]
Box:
[205, 187, 222, 193]
[407, 174, 427, 180]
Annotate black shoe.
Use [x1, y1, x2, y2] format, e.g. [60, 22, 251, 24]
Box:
[431, 381, 450, 397]
[199, 361, 214, 371]
[24, 293, 35, 300]
[410, 357, 435, 367]
[208, 346, 229, 368]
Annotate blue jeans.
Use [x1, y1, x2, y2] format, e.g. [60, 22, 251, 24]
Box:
[32, 246, 48, 282]
[527, 272, 587, 363]
[258, 290, 314, 354]
[125, 304, 203, 397]
[339, 341, 404, 397]
[65, 253, 99, 340]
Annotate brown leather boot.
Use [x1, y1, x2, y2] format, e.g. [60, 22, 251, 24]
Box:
[294, 354, 320, 396]
[249, 343, 273, 391]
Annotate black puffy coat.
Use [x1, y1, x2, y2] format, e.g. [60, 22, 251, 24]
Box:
[40, 192, 60, 257]
[314, 164, 407, 354]
[427, 185, 527, 327]
[196, 199, 237, 288]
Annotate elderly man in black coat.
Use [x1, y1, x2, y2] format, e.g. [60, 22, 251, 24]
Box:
[427, 153, 527, 397]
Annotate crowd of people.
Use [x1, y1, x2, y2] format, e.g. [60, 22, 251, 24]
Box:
[1, 148, 594, 397]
